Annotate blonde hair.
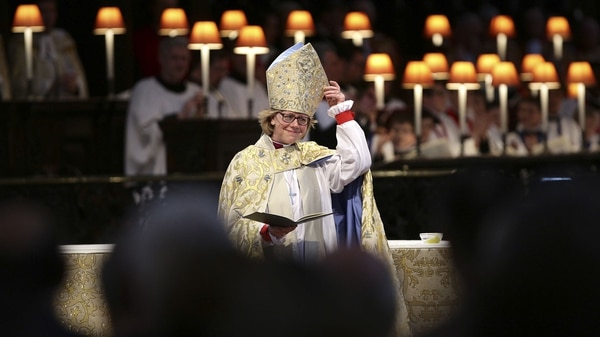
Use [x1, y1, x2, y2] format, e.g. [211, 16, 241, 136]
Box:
[258, 109, 318, 136]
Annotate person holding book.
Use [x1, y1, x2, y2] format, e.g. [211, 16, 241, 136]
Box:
[218, 42, 411, 336]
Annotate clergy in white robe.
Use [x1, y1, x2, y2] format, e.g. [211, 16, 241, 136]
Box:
[124, 37, 202, 176]
[217, 42, 412, 337]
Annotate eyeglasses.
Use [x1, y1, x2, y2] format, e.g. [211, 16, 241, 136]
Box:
[278, 112, 311, 126]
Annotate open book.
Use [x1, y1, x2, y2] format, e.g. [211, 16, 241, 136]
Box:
[243, 211, 332, 227]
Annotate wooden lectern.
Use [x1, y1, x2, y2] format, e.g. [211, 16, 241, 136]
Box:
[159, 118, 261, 173]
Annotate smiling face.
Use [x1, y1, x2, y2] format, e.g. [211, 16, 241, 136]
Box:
[270, 111, 310, 145]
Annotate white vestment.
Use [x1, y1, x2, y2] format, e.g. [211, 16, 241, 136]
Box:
[124, 77, 201, 175]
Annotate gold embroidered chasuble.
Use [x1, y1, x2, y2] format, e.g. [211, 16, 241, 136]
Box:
[218, 134, 333, 258]
[218, 134, 412, 336]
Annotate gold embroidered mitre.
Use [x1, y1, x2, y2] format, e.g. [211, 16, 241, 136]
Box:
[266, 43, 329, 117]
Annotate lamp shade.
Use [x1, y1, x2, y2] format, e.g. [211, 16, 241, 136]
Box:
[520, 54, 545, 80]
[189, 21, 223, 49]
[364, 53, 395, 81]
[489, 15, 515, 37]
[446, 61, 480, 89]
[159, 8, 189, 36]
[424, 15, 451, 38]
[94, 7, 126, 35]
[12, 4, 44, 32]
[546, 16, 570, 39]
[491, 61, 519, 86]
[529, 61, 560, 90]
[476, 53, 501, 75]
[567, 61, 596, 85]
[285, 10, 315, 36]
[402, 61, 433, 88]
[341, 11, 374, 46]
[422, 52, 449, 79]
[531, 61, 559, 83]
[220, 10, 247, 39]
[234, 25, 269, 54]
[343, 11, 372, 31]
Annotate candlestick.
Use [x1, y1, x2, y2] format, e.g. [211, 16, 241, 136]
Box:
[540, 83, 549, 151]
[374, 75, 385, 110]
[499, 84, 508, 134]
[552, 35, 563, 61]
[414, 84, 423, 136]
[24, 27, 33, 97]
[499, 83, 508, 154]
[497, 33, 507, 61]
[458, 84, 468, 155]
[246, 52, 256, 118]
[105, 30, 115, 96]
[485, 74, 494, 102]
[577, 83, 586, 140]
[200, 45, 210, 99]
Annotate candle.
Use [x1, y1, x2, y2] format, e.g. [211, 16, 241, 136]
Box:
[552, 35, 563, 60]
[499, 84, 508, 134]
[577, 83, 586, 132]
[246, 52, 256, 118]
[497, 33, 507, 61]
[24, 27, 33, 83]
[485, 74, 494, 102]
[458, 85, 468, 135]
[414, 84, 423, 136]
[200, 45, 210, 99]
[374, 75, 385, 110]
[540, 83, 549, 134]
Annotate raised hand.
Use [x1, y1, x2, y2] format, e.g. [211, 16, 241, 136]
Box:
[324, 80, 345, 108]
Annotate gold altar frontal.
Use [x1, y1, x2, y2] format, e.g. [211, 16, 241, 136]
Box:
[56, 241, 459, 337]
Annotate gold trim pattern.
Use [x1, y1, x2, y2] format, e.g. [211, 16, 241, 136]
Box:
[55, 253, 112, 337]
[54, 246, 457, 337]
[391, 247, 459, 335]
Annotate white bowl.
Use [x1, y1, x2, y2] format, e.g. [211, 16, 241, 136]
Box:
[419, 232, 443, 244]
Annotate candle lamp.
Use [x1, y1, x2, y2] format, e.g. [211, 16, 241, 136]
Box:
[285, 10, 315, 44]
[12, 4, 45, 99]
[489, 15, 515, 61]
[446, 61, 480, 155]
[546, 16, 570, 61]
[159, 8, 189, 37]
[403, 61, 434, 155]
[341, 12, 373, 47]
[94, 7, 126, 97]
[520, 54, 545, 81]
[364, 53, 395, 111]
[491, 61, 519, 154]
[234, 26, 269, 118]
[424, 15, 451, 47]
[528, 61, 560, 151]
[567, 61, 596, 148]
[219, 10, 247, 40]
[476, 53, 500, 102]
[422, 52, 449, 80]
[189, 21, 223, 117]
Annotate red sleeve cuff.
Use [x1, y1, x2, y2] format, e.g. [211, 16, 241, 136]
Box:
[260, 224, 272, 243]
[335, 111, 355, 124]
